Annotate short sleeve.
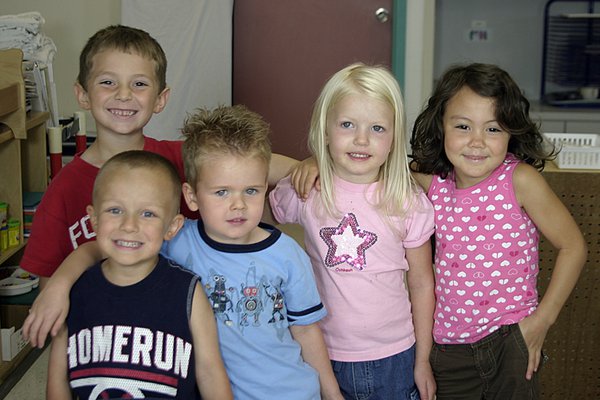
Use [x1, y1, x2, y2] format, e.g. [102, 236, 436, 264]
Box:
[402, 191, 435, 249]
[269, 176, 303, 224]
[278, 235, 326, 326]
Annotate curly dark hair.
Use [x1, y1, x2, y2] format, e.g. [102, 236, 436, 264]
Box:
[410, 63, 555, 178]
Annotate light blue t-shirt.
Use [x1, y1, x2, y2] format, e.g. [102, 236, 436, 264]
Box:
[162, 220, 326, 400]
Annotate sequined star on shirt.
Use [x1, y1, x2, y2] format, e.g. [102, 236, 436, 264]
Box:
[319, 213, 377, 271]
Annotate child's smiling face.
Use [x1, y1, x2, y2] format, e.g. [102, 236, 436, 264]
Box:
[443, 86, 510, 189]
[325, 93, 394, 184]
[88, 166, 182, 273]
[75, 49, 169, 138]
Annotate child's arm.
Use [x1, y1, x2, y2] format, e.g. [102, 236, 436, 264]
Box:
[289, 156, 321, 199]
[290, 323, 343, 400]
[514, 164, 587, 380]
[189, 282, 233, 400]
[22, 241, 103, 347]
[46, 325, 72, 399]
[269, 153, 299, 186]
[406, 241, 436, 400]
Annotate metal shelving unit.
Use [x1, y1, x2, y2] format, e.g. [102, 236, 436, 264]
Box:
[541, 0, 600, 106]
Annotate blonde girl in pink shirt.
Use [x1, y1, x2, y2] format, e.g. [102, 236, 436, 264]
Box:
[270, 63, 436, 400]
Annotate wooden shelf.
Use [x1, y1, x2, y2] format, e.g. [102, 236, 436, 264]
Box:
[0, 48, 49, 388]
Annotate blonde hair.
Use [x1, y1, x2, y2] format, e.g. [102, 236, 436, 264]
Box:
[182, 105, 271, 186]
[308, 62, 415, 221]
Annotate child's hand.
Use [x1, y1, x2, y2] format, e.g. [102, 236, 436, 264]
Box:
[290, 157, 320, 200]
[22, 283, 70, 348]
[518, 314, 551, 380]
[414, 358, 436, 400]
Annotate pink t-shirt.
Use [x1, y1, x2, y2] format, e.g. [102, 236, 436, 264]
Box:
[428, 155, 539, 344]
[270, 176, 434, 362]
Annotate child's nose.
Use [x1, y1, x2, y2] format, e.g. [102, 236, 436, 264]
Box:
[120, 214, 139, 232]
[353, 129, 369, 146]
[230, 194, 247, 210]
[115, 85, 132, 101]
[469, 131, 485, 147]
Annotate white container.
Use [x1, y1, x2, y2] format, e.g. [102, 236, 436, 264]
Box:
[544, 133, 600, 170]
[0, 267, 39, 296]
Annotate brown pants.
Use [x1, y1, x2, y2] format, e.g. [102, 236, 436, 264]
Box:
[430, 324, 541, 400]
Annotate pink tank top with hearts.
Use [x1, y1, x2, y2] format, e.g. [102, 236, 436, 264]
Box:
[428, 154, 539, 344]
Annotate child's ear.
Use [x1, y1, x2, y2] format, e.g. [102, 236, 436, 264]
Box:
[153, 87, 171, 114]
[182, 182, 200, 212]
[164, 213, 184, 241]
[86, 205, 97, 231]
[74, 83, 91, 110]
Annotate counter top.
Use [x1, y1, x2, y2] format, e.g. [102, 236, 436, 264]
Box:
[544, 160, 600, 174]
[530, 101, 600, 121]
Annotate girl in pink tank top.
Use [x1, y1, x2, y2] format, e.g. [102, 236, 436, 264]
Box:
[410, 63, 586, 400]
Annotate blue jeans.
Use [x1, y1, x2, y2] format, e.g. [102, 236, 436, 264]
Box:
[331, 345, 420, 400]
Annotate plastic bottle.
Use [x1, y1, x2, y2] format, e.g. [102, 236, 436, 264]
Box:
[0, 202, 8, 252]
[8, 218, 20, 247]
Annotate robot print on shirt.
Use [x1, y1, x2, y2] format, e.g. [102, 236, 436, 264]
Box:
[320, 212, 377, 271]
[263, 278, 285, 324]
[236, 263, 265, 329]
[204, 269, 235, 327]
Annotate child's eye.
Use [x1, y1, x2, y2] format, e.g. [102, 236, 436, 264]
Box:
[133, 81, 149, 88]
[99, 79, 114, 86]
[372, 125, 385, 133]
[245, 188, 259, 196]
[215, 189, 228, 197]
[141, 210, 156, 218]
[341, 121, 353, 129]
[106, 207, 122, 215]
[456, 124, 469, 130]
[487, 127, 503, 134]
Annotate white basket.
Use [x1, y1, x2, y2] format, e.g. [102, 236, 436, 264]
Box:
[544, 133, 600, 170]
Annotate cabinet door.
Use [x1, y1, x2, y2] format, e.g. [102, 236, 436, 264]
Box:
[539, 120, 566, 133]
[565, 121, 600, 134]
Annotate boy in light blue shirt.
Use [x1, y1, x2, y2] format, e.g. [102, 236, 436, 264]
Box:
[162, 105, 342, 399]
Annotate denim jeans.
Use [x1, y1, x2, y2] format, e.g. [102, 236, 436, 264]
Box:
[430, 323, 540, 400]
[331, 345, 420, 400]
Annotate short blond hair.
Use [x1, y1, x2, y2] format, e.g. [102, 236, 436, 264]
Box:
[182, 105, 272, 185]
[93, 150, 181, 216]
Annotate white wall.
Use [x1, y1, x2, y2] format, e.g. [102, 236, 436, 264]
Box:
[405, 0, 436, 134]
[435, 0, 547, 100]
[1, 1, 121, 122]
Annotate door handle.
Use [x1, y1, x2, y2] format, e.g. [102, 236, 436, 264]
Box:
[375, 7, 390, 23]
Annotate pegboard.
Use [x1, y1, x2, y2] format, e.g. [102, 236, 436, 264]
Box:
[538, 167, 600, 399]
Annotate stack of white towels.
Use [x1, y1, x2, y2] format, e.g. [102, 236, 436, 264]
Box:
[0, 11, 56, 64]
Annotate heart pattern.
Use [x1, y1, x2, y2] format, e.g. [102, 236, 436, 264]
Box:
[429, 158, 539, 344]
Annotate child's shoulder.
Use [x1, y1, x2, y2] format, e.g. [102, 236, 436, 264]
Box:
[411, 171, 433, 193]
[143, 136, 183, 155]
[511, 161, 555, 209]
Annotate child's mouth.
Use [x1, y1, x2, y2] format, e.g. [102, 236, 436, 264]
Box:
[115, 240, 142, 248]
[109, 109, 136, 117]
[348, 152, 370, 160]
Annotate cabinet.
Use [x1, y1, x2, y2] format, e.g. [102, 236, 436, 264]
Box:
[530, 101, 600, 134]
[539, 163, 600, 399]
[0, 48, 49, 387]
